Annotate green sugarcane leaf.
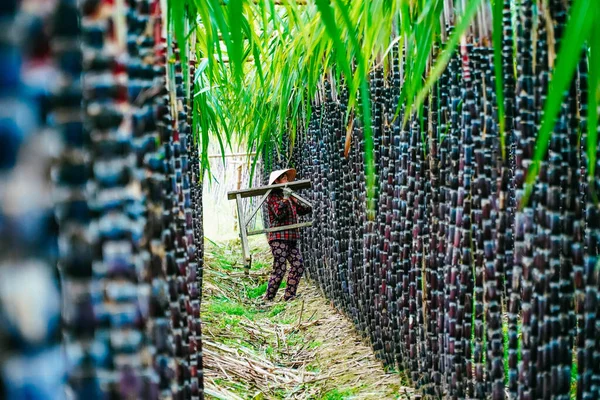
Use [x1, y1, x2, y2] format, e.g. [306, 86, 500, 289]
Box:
[332, 0, 367, 164]
[402, 3, 439, 128]
[227, 0, 243, 84]
[210, 119, 227, 167]
[206, 0, 233, 69]
[267, 0, 278, 36]
[410, 0, 483, 125]
[587, 18, 599, 182]
[526, 0, 594, 188]
[360, 78, 375, 215]
[197, 88, 211, 174]
[314, 0, 352, 89]
[277, 62, 291, 139]
[195, 1, 215, 79]
[246, 12, 265, 86]
[194, 58, 209, 81]
[169, 0, 188, 95]
[192, 82, 200, 147]
[333, 0, 361, 64]
[492, 0, 506, 159]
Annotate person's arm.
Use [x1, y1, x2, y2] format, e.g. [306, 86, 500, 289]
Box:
[293, 197, 312, 216]
[267, 194, 291, 222]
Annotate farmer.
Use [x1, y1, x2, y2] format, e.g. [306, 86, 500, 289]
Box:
[263, 168, 312, 301]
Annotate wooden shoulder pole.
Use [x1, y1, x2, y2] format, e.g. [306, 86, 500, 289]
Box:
[235, 193, 252, 273]
[227, 179, 311, 200]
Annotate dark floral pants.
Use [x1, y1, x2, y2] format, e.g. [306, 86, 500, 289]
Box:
[265, 240, 305, 300]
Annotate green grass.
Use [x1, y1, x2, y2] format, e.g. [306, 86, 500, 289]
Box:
[246, 277, 286, 300]
[213, 378, 247, 392]
[269, 303, 286, 317]
[277, 315, 296, 324]
[503, 320, 509, 382]
[207, 298, 257, 319]
[322, 388, 355, 400]
[217, 316, 241, 329]
[272, 389, 287, 398]
[215, 255, 236, 271]
[308, 340, 322, 349]
[384, 365, 401, 374]
[502, 319, 525, 382]
[247, 282, 269, 298]
[306, 364, 321, 373]
[286, 333, 303, 347]
[571, 358, 578, 399]
[265, 345, 274, 356]
[251, 260, 271, 271]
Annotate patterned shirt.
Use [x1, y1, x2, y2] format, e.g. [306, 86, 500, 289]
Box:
[265, 190, 312, 242]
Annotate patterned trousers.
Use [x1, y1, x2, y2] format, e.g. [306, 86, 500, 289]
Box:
[265, 240, 305, 300]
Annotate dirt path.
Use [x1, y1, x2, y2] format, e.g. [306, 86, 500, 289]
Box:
[202, 237, 417, 399]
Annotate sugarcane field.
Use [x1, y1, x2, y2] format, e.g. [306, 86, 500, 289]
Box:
[1, 0, 600, 399]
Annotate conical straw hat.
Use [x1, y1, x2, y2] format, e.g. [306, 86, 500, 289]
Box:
[268, 168, 296, 185]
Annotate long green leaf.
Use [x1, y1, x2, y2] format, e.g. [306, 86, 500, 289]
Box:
[402, 3, 439, 126]
[227, 0, 244, 84]
[169, 0, 189, 96]
[492, 0, 506, 159]
[206, 0, 234, 71]
[410, 0, 483, 125]
[587, 19, 599, 183]
[313, 0, 352, 87]
[526, 0, 594, 186]
[360, 79, 375, 213]
[195, 0, 215, 79]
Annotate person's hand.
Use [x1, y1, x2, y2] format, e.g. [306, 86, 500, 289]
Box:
[282, 187, 293, 200]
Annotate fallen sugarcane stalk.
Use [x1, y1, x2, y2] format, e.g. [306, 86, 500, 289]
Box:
[229, 271, 272, 277]
[204, 386, 245, 400]
[203, 340, 239, 354]
[284, 318, 322, 334]
[204, 356, 286, 386]
[239, 319, 279, 336]
[297, 299, 305, 328]
[204, 346, 316, 384]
